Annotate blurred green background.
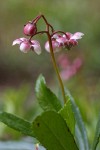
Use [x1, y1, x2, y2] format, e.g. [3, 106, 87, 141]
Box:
[0, 0, 100, 144]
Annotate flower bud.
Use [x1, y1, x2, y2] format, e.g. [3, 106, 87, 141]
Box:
[23, 22, 37, 36]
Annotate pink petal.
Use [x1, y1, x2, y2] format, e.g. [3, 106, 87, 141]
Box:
[45, 40, 61, 52]
[56, 37, 67, 45]
[20, 42, 31, 53]
[52, 34, 61, 39]
[63, 32, 73, 39]
[20, 38, 28, 41]
[31, 40, 40, 45]
[45, 41, 50, 52]
[70, 32, 84, 40]
[31, 40, 41, 55]
[12, 39, 22, 45]
[32, 44, 41, 55]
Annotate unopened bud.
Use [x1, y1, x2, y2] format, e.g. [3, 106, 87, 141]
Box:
[23, 22, 37, 36]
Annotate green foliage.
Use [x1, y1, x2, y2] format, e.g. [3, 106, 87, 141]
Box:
[2, 85, 30, 115]
[1, 75, 100, 150]
[0, 112, 34, 137]
[65, 89, 90, 150]
[35, 74, 62, 112]
[0, 75, 79, 150]
[33, 111, 78, 150]
[92, 113, 100, 150]
[59, 99, 75, 135]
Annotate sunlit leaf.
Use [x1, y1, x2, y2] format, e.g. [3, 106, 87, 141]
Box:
[59, 99, 75, 135]
[35, 75, 62, 112]
[32, 111, 78, 150]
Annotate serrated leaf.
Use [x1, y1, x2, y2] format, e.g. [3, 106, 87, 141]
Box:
[32, 111, 78, 150]
[35, 75, 62, 112]
[59, 99, 75, 135]
[0, 112, 34, 137]
[92, 113, 100, 150]
[65, 89, 90, 150]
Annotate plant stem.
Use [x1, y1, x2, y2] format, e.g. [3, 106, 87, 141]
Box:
[32, 14, 66, 104]
[47, 32, 66, 104]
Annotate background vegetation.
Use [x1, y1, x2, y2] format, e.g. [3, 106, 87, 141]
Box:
[0, 0, 100, 144]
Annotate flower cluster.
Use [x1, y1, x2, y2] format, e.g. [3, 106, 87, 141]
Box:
[12, 15, 84, 54]
[45, 32, 84, 52]
[57, 54, 83, 80]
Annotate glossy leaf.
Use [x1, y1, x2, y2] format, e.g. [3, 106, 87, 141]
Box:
[35, 75, 62, 112]
[59, 99, 75, 135]
[92, 113, 100, 150]
[0, 112, 34, 137]
[65, 89, 90, 150]
[32, 111, 78, 150]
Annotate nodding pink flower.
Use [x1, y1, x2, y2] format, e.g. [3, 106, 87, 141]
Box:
[45, 40, 61, 52]
[12, 38, 41, 54]
[23, 22, 37, 36]
[63, 32, 84, 49]
[52, 32, 84, 50]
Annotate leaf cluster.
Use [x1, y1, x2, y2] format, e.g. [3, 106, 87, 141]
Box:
[0, 75, 99, 150]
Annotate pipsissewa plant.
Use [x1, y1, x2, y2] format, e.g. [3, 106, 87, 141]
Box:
[0, 14, 99, 150]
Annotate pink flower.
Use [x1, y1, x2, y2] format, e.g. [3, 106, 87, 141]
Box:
[73, 57, 83, 70]
[63, 32, 84, 49]
[45, 40, 61, 52]
[23, 22, 37, 36]
[57, 54, 83, 80]
[60, 65, 76, 80]
[12, 38, 41, 54]
[52, 32, 84, 50]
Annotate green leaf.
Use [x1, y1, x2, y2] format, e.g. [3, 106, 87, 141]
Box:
[65, 89, 90, 150]
[92, 113, 100, 150]
[59, 99, 75, 135]
[32, 111, 78, 150]
[0, 112, 34, 137]
[35, 75, 62, 112]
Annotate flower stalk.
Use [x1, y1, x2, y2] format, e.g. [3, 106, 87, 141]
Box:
[46, 32, 67, 104]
